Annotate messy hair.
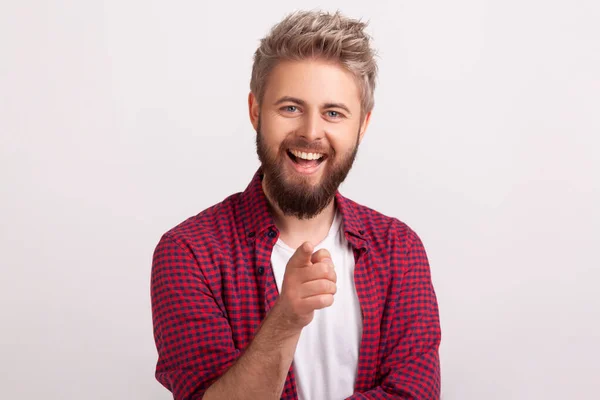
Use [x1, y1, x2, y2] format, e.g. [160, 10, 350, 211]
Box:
[250, 10, 378, 117]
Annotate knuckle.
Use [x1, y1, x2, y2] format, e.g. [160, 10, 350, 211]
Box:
[331, 269, 337, 282]
[320, 280, 333, 293]
[319, 263, 330, 276]
[322, 294, 334, 307]
[318, 296, 327, 307]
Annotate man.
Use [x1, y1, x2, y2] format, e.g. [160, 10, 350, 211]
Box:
[151, 10, 441, 400]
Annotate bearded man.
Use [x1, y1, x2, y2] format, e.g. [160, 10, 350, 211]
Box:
[151, 10, 441, 400]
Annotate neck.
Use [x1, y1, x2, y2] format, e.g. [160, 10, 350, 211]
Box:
[262, 176, 336, 249]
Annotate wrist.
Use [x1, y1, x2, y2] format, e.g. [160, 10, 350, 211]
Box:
[265, 301, 303, 340]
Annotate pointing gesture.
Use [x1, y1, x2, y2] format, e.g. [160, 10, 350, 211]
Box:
[274, 242, 337, 332]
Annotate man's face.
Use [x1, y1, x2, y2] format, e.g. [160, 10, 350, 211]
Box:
[250, 59, 371, 219]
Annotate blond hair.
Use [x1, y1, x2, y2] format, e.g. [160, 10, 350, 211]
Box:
[250, 10, 378, 117]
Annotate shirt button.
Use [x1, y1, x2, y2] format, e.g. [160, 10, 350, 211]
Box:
[257, 266, 265, 275]
[267, 230, 277, 238]
[248, 231, 255, 238]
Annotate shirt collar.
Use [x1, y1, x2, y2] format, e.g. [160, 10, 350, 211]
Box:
[239, 168, 369, 249]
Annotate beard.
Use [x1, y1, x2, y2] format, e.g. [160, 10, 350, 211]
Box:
[255, 119, 360, 220]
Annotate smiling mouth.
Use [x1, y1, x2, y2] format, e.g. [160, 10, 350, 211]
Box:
[286, 149, 328, 167]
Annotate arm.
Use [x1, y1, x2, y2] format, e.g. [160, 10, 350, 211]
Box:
[151, 236, 335, 400]
[202, 303, 301, 400]
[205, 243, 338, 399]
[347, 229, 441, 399]
[151, 234, 297, 400]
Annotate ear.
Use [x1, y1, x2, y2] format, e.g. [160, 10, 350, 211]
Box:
[248, 91, 260, 131]
[358, 110, 372, 144]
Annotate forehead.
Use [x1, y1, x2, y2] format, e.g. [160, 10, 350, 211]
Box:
[264, 59, 361, 108]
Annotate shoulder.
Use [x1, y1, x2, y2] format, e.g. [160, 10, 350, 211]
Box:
[155, 191, 243, 258]
[342, 196, 421, 252]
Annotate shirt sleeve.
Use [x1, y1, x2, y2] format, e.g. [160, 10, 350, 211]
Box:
[151, 233, 240, 400]
[347, 227, 442, 399]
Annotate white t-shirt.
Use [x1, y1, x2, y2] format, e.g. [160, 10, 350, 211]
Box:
[270, 210, 363, 400]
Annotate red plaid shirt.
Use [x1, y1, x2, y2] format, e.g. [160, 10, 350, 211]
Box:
[151, 169, 441, 399]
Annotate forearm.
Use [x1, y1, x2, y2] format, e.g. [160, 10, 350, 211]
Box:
[202, 303, 301, 400]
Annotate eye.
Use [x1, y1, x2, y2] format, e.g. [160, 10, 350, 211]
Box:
[282, 105, 299, 113]
[326, 110, 344, 119]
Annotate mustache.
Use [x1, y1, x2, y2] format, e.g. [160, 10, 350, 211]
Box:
[281, 137, 331, 155]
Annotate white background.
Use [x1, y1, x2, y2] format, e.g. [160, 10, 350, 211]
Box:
[1, 1, 599, 399]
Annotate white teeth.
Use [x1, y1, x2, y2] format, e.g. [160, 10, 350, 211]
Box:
[290, 149, 324, 160]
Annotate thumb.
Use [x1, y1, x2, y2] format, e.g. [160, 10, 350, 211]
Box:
[289, 241, 314, 268]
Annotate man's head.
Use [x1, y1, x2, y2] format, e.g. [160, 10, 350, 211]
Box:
[248, 10, 378, 219]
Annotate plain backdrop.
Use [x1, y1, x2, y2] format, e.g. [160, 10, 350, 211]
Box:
[1, 1, 599, 399]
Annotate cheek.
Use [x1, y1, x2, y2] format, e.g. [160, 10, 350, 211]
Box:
[261, 114, 296, 141]
[327, 128, 359, 155]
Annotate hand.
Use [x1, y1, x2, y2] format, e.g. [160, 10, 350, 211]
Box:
[272, 242, 337, 333]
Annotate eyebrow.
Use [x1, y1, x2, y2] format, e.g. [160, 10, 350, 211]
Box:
[274, 96, 353, 116]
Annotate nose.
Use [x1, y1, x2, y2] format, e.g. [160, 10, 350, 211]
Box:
[298, 110, 325, 142]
